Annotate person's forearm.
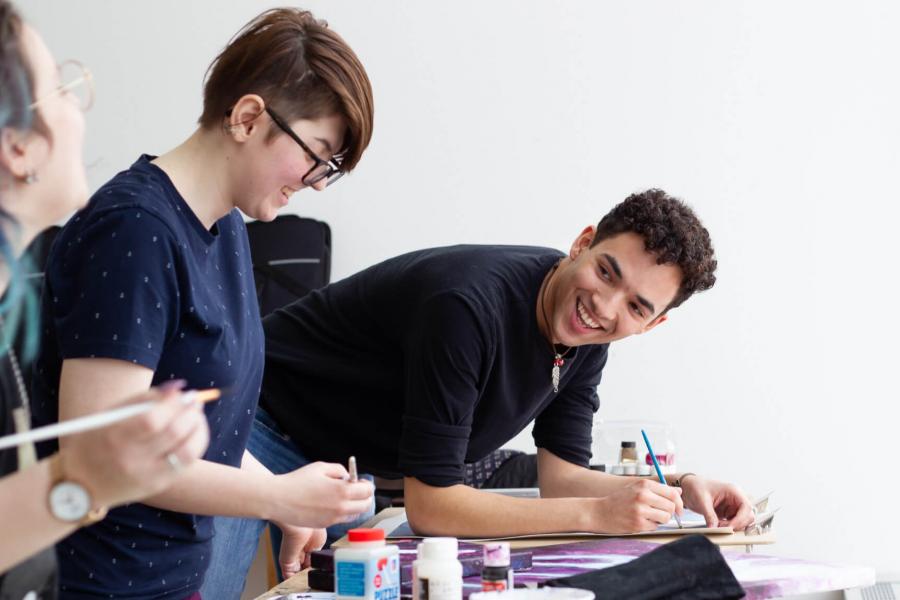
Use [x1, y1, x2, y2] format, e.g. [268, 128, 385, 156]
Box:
[241, 449, 271, 475]
[0, 458, 78, 573]
[404, 479, 596, 537]
[537, 448, 636, 498]
[143, 457, 278, 520]
[537, 448, 693, 498]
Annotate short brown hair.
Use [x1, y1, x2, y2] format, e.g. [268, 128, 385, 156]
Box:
[592, 189, 717, 311]
[199, 8, 374, 172]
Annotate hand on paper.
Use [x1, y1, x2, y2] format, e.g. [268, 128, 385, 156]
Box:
[270, 461, 374, 528]
[276, 524, 326, 580]
[593, 478, 684, 533]
[679, 475, 754, 530]
[63, 385, 210, 508]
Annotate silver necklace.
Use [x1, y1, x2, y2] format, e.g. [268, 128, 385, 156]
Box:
[0, 315, 37, 468]
[538, 260, 573, 393]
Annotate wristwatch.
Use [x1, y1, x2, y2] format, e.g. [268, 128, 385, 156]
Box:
[47, 453, 108, 525]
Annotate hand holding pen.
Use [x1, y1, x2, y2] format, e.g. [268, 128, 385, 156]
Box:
[641, 429, 683, 528]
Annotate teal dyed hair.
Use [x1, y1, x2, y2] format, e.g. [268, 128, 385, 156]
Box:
[0, 214, 40, 362]
[0, 0, 41, 361]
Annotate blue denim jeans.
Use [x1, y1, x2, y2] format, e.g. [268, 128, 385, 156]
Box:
[201, 407, 374, 600]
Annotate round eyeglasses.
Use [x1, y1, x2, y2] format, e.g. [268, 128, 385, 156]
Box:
[30, 60, 94, 112]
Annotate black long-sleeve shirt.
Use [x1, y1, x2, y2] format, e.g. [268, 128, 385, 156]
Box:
[261, 245, 608, 486]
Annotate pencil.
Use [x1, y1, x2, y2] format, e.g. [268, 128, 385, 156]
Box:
[348, 455, 358, 482]
[641, 429, 683, 529]
[0, 388, 221, 451]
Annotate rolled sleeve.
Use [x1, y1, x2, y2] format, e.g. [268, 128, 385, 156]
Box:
[399, 415, 472, 486]
[398, 294, 487, 487]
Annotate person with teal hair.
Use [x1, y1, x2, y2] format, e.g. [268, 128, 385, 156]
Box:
[0, 2, 209, 597]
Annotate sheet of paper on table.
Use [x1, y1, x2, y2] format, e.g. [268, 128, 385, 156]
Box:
[380, 508, 731, 541]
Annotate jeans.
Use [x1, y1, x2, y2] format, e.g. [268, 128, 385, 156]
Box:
[201, 407, 374, 600]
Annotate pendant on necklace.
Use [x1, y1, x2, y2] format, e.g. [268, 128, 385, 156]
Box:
[551, 354, 565, 393]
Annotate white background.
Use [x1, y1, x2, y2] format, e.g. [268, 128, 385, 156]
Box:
[25, 0, 900, 576]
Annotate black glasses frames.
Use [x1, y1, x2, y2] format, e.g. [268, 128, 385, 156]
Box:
[264, 107, 344, 187]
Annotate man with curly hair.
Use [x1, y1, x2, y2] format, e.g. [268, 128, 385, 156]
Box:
[212, 189, 753, 584]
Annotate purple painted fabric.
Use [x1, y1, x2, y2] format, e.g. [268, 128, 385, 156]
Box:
[382, 538, 873, 600]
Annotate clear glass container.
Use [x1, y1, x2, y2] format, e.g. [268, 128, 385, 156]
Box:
[592, 420, 677, 475]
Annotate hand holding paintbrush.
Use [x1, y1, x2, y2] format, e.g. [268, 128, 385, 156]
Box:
[0, 387, 220, 451]
[57, 384, 213, 509]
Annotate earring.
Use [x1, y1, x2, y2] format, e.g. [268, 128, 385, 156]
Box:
[23, 171, 38, 184]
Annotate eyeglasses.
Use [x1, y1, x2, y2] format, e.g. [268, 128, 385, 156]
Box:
[30, 60, 94, 112]
[264, 106, 344, 188]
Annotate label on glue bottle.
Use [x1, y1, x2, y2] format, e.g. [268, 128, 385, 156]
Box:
[416, 576, 461, 600]
[336, 555, 400, 600]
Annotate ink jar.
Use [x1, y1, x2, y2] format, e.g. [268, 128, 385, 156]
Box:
[619, 441, 638, 463]
[481, 542, 514, 591]
[412, 537, 463, 600]
[335, 528, 400, 600]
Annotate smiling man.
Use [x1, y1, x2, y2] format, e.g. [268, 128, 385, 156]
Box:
[210, 189, 754, 589]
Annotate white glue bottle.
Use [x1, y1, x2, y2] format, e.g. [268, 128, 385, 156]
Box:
[412, 537, 463, 600]
[335, 528, 400, 600]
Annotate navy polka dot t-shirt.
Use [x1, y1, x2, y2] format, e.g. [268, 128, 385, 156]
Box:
[32, 155, 265, 599]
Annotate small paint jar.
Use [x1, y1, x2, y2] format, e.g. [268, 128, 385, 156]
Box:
[619, 441, 638, 463]
[481, 542, 514, 592]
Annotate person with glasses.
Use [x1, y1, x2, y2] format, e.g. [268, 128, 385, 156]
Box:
[30, 7, 375, 600]
[0, 2, 210, 598]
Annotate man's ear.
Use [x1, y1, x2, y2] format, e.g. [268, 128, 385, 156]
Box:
[638, 313, 668, 335]
[569, 225, 596, 260]
[0, 126, 48, 181]
[225, 94, 266, 142]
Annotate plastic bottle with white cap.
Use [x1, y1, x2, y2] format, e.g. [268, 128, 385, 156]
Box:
[334, 528, 400, 600]
[412, 537, 463, 600]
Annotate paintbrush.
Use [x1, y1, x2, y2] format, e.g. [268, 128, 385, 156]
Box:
[0, 388, 221, 451]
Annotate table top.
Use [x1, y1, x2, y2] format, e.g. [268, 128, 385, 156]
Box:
[332, 507, 777, 549]
[253, 507, 777, 599]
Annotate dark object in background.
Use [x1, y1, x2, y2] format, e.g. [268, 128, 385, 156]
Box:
[476, 451, 538, 489]
[375, 450, 539, 512]
[543, 535, 745, 600]
[307, 568, 335, 592]
[246, 214, 331, 316]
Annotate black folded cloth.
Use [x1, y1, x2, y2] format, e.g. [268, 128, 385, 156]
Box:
[543, 534, 745, 600]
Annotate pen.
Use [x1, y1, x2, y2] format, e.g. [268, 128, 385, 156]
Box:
[641, 429, 683, 528]
[348, 455, 358, 482]
[0, 388, 221, 451]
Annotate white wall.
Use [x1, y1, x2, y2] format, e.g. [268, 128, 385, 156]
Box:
[26, 0, 900, 576]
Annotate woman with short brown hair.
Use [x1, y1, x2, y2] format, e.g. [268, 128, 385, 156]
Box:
[31, 7, 375, 599]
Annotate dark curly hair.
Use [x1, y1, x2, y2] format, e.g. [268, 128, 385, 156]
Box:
[592, 189, 717, 311]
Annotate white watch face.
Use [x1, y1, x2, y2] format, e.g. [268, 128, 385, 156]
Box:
[50, 481, 91, 522]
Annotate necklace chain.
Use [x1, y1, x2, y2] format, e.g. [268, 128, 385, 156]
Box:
[0, 317, 31, 413]
[539, 259, 572, 392]
[0, 315, 37, 468]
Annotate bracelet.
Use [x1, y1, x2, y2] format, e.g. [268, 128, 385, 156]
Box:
[672, 472, 697, 487]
